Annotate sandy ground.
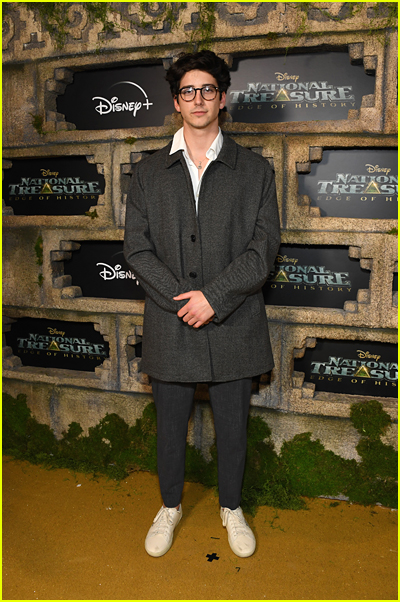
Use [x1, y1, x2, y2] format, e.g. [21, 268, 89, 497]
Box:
[2, 456, 398, 601]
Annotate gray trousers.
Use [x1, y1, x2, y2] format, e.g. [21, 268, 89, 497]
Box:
[152, 378, 252, 510]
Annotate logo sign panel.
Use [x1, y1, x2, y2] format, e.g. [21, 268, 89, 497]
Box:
[298, 149, 398, 219]
[227, 52, 375, 123]
[64, 241, 145, 300]
[3, 157, 105, 216]
[5, 318, 109, 372]
[263, 245, 370, 308]
[57, 65, 173, 130]
[294, 340, 397, 398]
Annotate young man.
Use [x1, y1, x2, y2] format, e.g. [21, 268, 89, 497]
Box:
[124, 51, 280, 558]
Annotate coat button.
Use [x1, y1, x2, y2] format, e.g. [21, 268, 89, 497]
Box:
[191, 235, 196, 242]
[189, 271, 197, 279]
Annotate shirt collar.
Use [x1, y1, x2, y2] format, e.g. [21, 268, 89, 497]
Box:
[169, 127, 223, 164]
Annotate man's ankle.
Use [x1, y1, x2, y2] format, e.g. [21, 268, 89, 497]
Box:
[163, 503, 181, 510]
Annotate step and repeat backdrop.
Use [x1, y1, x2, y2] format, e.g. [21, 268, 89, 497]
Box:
[3, 41, 398, 409]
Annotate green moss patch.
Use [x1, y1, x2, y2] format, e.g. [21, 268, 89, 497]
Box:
[280, 432, 357, 499]
[350, 398, 392, 439]
[2, 394, 397, 513]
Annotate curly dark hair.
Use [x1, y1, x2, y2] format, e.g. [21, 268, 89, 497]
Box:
[165, 50, 231, 98]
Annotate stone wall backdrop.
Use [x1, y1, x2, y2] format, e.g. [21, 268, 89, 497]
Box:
[3, 3, 398, 468]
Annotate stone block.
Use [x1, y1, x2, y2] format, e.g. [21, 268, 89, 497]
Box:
[309, 146, 323, 162]
[54, 67, 74, 83]
[363, 56, 377, 74]
[116, 314, 151, 395]
[361, 94, 375, 108]
[2, 228, 43, 307]
[45, 79, 67, 94]
[3, 63, 39, 146]
[383, 30, 398, 134]
[60, 286, 82, 299]
[357, 289, 370, 304]
[53, 275, 72, 289]
[348, 42, 364, 63]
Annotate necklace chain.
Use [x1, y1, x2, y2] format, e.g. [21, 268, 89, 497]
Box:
[192, 156, 205, 170]
[187, 146, 206, 170]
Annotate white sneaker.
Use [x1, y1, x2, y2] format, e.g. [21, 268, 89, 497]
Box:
[145, 505, 182, 557]
[221, 506, 256, 558]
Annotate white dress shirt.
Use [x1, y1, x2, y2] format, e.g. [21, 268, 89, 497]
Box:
[169, 126, 224, 213]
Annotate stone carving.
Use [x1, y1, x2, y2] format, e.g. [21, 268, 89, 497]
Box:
[307, 3, 355, 23]
[218, 2, 277, 26]
[128, 2, 186, 36]
[127, 326, 149, 385]
[66, 3, 89, 40]
[23, 31, 46, 51]
[2, 14, 15, 51]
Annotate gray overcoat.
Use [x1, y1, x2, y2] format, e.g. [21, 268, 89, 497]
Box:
[124, 134, 280, 382]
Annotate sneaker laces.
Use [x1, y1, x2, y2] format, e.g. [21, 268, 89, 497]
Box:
[152, 506, 179, 536]
[222, 507, 249, 537]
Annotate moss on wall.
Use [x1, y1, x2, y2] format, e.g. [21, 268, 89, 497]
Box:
[350, 398, 392, 439]
[9, 2, 216, 51]
[2, 393, 397, 513]
[29, 114, 45, 137]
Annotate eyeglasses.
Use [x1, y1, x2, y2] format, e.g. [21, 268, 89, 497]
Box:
[178, 85, 219, 102]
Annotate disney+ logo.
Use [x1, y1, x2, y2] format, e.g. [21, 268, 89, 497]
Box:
[93, 81, 153, 119]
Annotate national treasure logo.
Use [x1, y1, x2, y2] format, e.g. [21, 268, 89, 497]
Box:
[263, 245, 370, 309]
[6, 319, 109, 371]
[295, 340, 398, 398]
[17, 327, 107, 358]
[298, 149, 398, 219]
[227, 52, 375, 124]
[269, 253, 351, 289]
[230, 73, 356, 112]
[4, 157, 106, 216]
[316, 164, 397, 204]
[8, 168, 103, 202]
[309, 349, 397, 390]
